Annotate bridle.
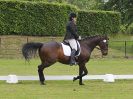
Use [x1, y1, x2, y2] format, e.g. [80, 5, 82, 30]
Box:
[95, 46, 101, 50]
[95, 39, 108, 51]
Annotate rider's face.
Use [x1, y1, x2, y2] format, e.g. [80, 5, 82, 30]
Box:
[72, 17, 77, 23]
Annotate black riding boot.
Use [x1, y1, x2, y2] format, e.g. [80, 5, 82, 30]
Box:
[70, 49, 77, 66]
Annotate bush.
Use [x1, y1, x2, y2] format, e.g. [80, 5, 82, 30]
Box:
[119, 24, 127, 34]
[77, 10, 121, 36]
[127, 23, 133, 34]
[0, 0, 77, 36]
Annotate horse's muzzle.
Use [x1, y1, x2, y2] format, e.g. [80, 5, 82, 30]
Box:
[102, 50, 108, 56]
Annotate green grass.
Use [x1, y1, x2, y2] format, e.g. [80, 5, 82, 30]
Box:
[108, 34, 133, 57]
[0, 80, 133, 99]
[0, 55, 133, 99]
[109, 33, 133, 41]
[0, 58, 133, 75]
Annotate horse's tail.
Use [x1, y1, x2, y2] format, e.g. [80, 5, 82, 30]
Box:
[22, 42, 43, 61]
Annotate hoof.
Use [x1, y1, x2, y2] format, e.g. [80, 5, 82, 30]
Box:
[73, 77, 77, 82]
[79, 83, 85, 85]
[40, 82, 46, 85]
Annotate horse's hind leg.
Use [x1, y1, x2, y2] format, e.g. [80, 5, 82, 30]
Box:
[38, 62, 55, 85]
[38, 63, 51, 85]
[38, 64, 46, 85]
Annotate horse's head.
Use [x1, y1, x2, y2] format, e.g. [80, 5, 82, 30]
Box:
[97, 36, 109, 56]
[80, 35, 109, 56]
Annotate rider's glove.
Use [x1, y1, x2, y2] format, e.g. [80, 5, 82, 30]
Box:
[78, 36, 81, 40]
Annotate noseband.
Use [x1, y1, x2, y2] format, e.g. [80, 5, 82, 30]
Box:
[95, 46, 101, 50]
[95, 46, 108, 52]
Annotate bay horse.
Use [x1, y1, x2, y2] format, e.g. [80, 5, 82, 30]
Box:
[22, 35, 109, 85]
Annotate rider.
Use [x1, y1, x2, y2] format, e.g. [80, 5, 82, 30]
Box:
[63, 12, 81, 66]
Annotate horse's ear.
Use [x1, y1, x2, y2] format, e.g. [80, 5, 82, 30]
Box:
[104, 34, 109, 40]
[106, 36, 109, 40]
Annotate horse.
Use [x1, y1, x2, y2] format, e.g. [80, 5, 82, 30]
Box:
[22, 35, 109, 85]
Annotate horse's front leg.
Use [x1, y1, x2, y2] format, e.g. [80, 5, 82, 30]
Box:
[79, 66, 88, 85]
[80, 66, 88, 85]
[79, 66, 84, 85]
[73, 64, 83, 82]
[73, 66, 84, 85]
[73, 64, 88, 85]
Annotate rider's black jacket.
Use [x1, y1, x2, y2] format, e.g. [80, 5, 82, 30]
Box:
[63, 20, 79, 40]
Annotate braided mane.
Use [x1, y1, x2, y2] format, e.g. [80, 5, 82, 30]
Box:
[82, 35, 101, 41]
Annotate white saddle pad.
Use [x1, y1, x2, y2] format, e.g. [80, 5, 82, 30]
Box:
[61, 42, 81, 56]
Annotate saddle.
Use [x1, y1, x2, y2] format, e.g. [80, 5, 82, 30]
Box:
[61, 41, 81, 56]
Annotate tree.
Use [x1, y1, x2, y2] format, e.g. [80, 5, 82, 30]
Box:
[104, 0, 133, 28]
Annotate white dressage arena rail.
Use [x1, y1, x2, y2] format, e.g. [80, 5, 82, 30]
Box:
[0, 74, 133, 83]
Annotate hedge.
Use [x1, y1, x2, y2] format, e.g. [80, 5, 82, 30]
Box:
[77, 10, 121, 36]
[0, 0, 77, 36]
[0, 1, 121, 36]
[127, 23, 133, 34]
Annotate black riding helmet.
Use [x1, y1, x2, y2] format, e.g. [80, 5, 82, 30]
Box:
[69, 12, 77, 21]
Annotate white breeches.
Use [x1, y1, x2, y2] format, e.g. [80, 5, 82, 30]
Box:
[68, 39, 77, 51]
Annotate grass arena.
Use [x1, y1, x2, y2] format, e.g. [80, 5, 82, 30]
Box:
[0, 36, 133, 99]
[0, 59, 133, 99]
